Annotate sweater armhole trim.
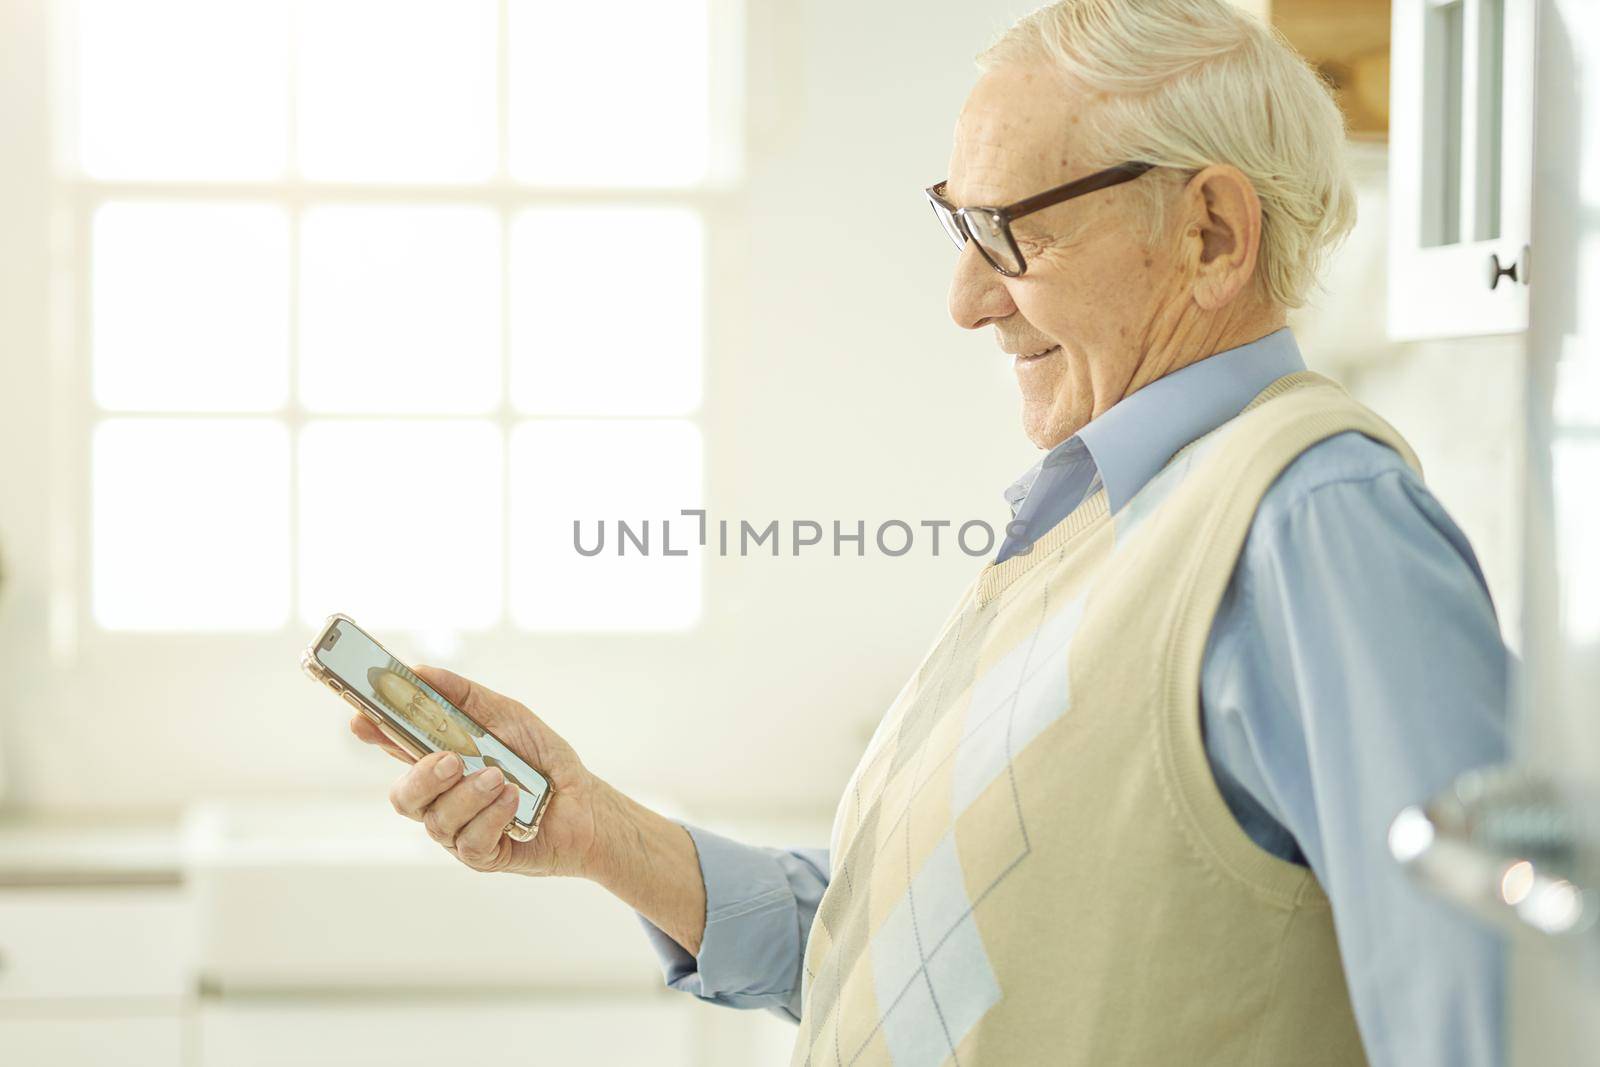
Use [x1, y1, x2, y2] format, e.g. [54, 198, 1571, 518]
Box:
[1152, 385, 1424, 910]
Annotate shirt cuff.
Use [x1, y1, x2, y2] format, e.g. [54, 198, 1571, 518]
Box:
[634, 822, 809, 1014]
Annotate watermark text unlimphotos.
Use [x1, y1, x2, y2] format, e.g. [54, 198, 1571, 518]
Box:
[573, 510, 1033, 559]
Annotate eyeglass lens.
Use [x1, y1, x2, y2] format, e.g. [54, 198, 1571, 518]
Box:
[930, 199, 965, 249]
[927, 198, 1022, 274]
[964, 209, 1022, 274]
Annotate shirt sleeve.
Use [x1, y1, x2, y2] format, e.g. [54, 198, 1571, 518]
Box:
[1201, 450, 1511, 1067]
[635, 823, 828, 1023]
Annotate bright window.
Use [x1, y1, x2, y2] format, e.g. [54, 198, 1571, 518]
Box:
[506, 0, 711, 187]
[509, 207, 705, 416]
[73, 0, 722, 634]
[92, 201, 290, 411]
[1554, 314, 1600, 645]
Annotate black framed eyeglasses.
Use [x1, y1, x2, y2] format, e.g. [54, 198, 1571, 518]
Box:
[925, 161, 1155, 276]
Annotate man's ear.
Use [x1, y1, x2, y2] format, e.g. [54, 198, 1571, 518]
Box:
[1179, 164, 1264, 310]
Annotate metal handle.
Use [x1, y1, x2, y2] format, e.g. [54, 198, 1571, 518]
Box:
[1389, 766, 1597, 936]
[1486, 246, 1532, 290]
[1487, 252, 1520, 290]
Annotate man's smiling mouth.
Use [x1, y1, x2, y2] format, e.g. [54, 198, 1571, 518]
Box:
[1016, 345, 1061, 362]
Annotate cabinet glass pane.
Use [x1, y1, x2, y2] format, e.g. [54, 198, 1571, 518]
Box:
[296, 0, 498, 182]
[92, 419, 289, 630]
[1473, 0, 1506, 241]
[300, 206, 501, 414]
[76, 0, 287, 180]
[1422, 0, 1465, 247]
[509, 420, 702, 630]
[507, 0, 710, 186]
[298, 420, 503, 629]
[509, 207, 703, 415]
[93, 202, 289, 412]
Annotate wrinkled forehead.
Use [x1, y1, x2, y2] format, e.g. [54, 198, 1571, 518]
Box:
[946, 65, 1090, 208]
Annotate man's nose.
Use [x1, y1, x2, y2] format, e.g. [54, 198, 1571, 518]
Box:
[947, 241, 1016, 331]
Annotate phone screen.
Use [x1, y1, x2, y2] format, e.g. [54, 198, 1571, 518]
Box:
[315, 619, 550, 826]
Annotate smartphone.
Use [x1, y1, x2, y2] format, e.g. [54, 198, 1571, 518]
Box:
[301, 613, 553, 842]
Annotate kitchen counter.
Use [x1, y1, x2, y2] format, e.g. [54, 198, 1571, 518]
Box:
[0, 814, 183, 887]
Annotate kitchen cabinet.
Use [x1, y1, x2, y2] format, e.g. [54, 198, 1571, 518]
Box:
[0, 886, 191, 1066]
[0, 809, 808, 1066]
[197, 997, 696, 1067]
[0, 1016, 184, 1066]
[0, 887, 191, 1000]
[1389, 0, 1537, 338]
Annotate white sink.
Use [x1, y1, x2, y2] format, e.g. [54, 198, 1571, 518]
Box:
[181, 797, 663, 993]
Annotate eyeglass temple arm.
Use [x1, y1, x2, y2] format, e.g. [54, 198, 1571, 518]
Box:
[1001, 162, 1155, 221]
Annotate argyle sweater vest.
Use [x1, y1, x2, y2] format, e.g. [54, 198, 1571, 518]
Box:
[789, 371, 1424, 1067]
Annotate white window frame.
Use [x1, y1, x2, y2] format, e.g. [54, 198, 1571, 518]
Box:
[45, 0, 744, 659]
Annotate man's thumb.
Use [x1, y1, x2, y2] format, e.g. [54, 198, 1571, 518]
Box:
[413, 663, 470, 709]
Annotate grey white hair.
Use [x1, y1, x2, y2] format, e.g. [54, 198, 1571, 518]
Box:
[976, 0, 1354, 310]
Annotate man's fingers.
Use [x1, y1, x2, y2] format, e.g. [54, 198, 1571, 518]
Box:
[412, 664, 475, 711]
[388, 750, 464, 820]
[419, 767, 507, 847]
[363, 665, 548, 873]
[349, 714, 413, 763]
[413, 663, 521, 730]
[451, 783, 521, 868]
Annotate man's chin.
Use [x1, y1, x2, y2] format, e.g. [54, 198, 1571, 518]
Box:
[1019, 404, 1077, 451]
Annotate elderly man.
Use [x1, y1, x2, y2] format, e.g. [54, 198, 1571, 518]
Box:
[355, 1, 1509, 1063]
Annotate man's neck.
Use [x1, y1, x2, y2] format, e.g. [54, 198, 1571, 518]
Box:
[1129, 302, 1287, 397]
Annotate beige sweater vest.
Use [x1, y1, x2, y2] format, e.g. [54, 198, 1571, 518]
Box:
[789, 371, 1423, 1067]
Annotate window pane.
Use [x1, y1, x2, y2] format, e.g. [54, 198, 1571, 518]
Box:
[510, 420, 701, 630]
[507, 0, 709, 186]
[510, 207, 702, 415]
[1553, 438, 1600, 645]
[93, 202, 289, 412]
[299, 420, 503, 629]
[1554, 341, 1600, 427]
[92, 419, 289, 630]
[1556, 239, 1600, 426]
[77, 0, 287, 179]
[300, 206, 501, 414]
[296, 0, 498, 182]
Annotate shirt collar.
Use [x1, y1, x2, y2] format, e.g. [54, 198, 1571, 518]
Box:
[1003, 327, 1307, 516]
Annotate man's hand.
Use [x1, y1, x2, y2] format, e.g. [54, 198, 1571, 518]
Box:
[350, 664, 603, 879]
[349, 664, 711, 955]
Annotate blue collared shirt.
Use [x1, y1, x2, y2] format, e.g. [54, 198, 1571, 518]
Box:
[639, 328, 1510, 1067]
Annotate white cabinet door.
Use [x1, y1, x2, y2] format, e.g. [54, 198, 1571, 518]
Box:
[0, 1016, 184, 1066]
[198, 997, 696, 1067]
[0, 888, 191, 1001]
[1389, 0, 1536, 338]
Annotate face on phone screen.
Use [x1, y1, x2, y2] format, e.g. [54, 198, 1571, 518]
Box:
[315, 619, 550, 826]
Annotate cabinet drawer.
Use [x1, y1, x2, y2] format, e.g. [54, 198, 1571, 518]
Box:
[199, 996, 694, 1067]
[0, 888, 191, 1000]
[0, 1016, 184, 1066]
